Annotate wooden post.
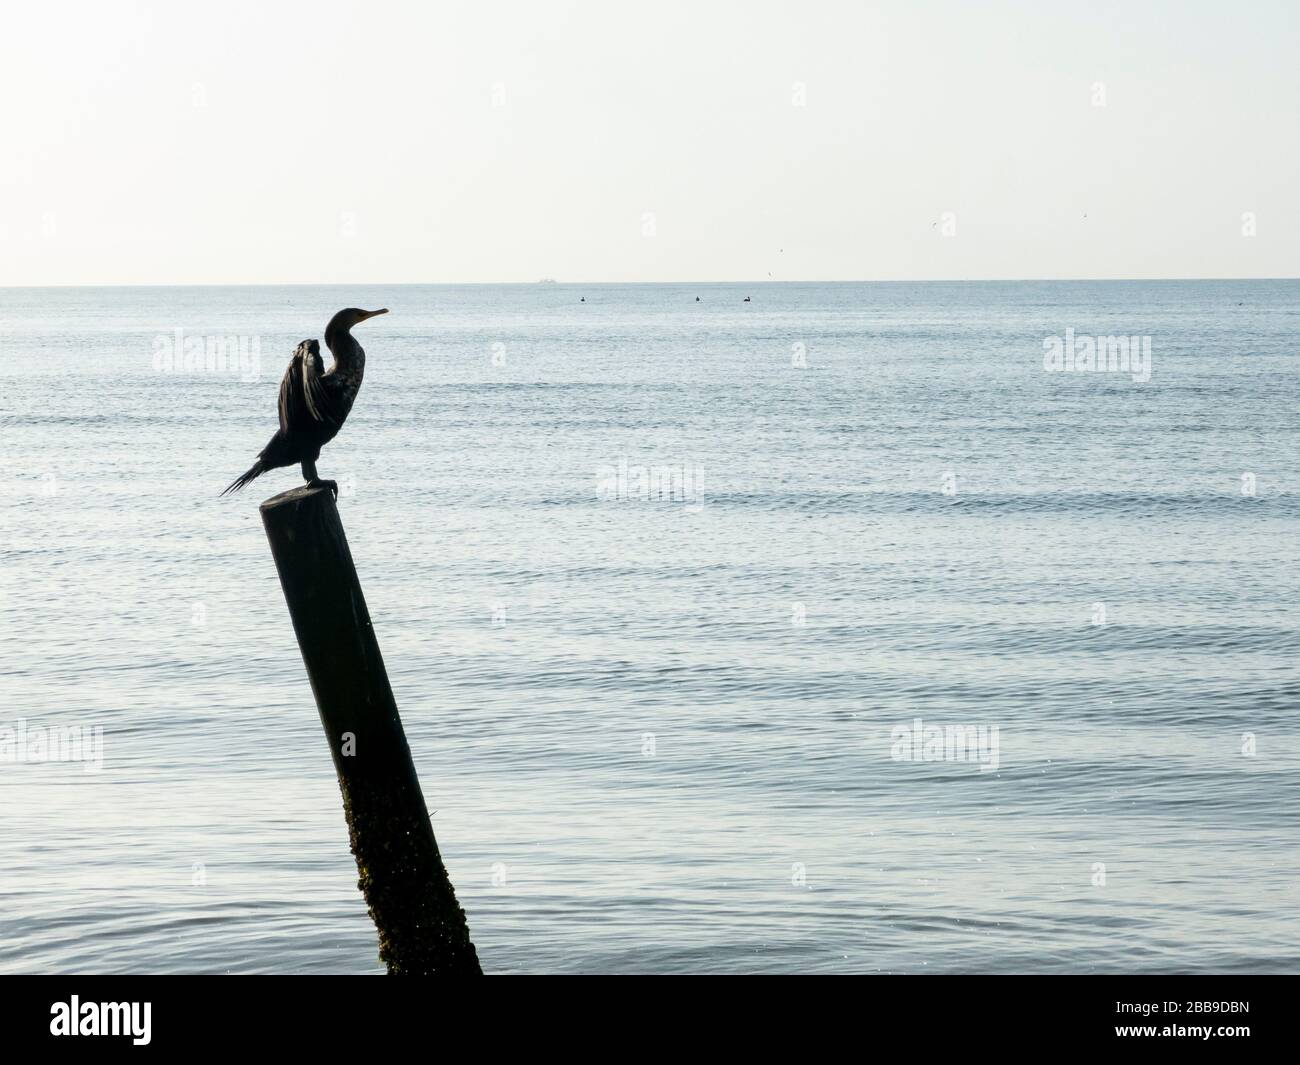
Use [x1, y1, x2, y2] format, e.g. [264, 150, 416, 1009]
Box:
[260, 485, 481, 975]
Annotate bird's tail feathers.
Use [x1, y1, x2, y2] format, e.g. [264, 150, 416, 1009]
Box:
[221, 459, 266, 496]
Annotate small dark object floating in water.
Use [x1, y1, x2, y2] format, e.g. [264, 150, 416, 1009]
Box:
[743, 296, 751, 302]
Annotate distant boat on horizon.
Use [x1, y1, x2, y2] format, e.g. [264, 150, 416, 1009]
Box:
[537, 278, 558, 284]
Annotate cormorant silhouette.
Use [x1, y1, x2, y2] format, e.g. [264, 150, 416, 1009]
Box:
[222, 307, 388, 498]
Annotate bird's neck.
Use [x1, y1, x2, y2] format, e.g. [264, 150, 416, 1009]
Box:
[325, 327, 365, 374]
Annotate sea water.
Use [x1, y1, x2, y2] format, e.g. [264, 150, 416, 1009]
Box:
[1, 280, 1297, 973]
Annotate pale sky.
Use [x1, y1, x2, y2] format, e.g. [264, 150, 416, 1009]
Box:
[1, 0, 1295, 284]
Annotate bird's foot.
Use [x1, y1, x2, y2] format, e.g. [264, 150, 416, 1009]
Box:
[307, 478, 338, 500]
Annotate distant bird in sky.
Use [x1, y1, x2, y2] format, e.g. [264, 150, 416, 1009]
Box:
[222, 307, 388, 498]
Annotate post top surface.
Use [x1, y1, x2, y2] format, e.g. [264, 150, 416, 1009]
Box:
[259, 484, 336, 514]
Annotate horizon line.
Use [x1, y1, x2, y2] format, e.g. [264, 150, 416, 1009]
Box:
[1, 275, 1297, 290]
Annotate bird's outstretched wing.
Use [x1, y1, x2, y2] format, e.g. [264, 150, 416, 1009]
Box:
[278, 339, 340, 433]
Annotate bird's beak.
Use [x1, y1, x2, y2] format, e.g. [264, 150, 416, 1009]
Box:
[358, 308, 389, 321]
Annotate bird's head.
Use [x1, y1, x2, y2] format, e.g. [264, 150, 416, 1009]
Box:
[325, 307, 387, 353]
[328, 307, 388, 333]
